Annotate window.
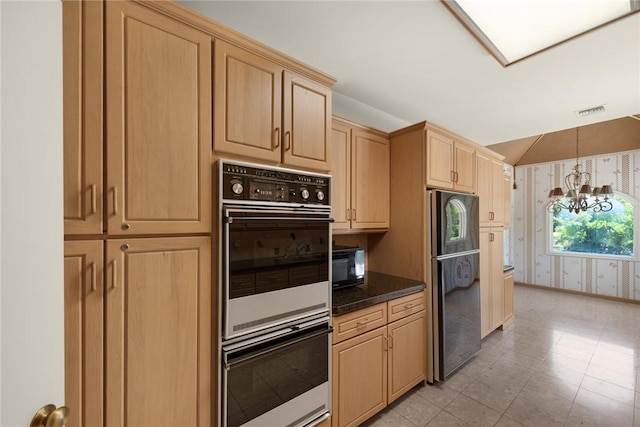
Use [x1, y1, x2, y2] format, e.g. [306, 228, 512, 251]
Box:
[445, 199, 467, 242]
[550, 194, 636, 258]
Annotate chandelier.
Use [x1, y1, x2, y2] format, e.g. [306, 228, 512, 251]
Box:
[546, 127, 613, 214]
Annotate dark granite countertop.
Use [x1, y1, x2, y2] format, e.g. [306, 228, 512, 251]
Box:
[332, 271, 426, 316]
[504, 265, 514, 273]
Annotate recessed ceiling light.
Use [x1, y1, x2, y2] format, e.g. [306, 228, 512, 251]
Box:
[575, 106, 606, 117]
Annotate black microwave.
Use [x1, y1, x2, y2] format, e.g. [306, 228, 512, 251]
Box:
[332, 246, 365, 289]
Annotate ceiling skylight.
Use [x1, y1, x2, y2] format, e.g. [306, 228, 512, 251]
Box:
[443, 0, 640, 66]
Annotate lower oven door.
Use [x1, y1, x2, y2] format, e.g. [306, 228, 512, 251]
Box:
[223, 206, 332, 340]
[222, 318, 332, 427]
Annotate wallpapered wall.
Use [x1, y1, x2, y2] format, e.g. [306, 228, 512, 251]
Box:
[512, 149, 640, 302]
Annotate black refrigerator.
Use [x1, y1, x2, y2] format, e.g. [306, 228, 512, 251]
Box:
[429, 190, 481, 381]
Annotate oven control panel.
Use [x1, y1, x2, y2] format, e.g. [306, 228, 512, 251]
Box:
[221, 160, 330, 206]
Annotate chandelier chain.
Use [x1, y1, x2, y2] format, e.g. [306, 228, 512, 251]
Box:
[575, 127, 579, 164]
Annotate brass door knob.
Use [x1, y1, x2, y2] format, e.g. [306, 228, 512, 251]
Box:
[30, 404, 69, 427]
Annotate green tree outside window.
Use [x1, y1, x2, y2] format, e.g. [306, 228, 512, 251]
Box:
[552, 195, 634, 256]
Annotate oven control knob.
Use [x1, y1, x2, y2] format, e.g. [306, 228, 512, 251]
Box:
[316, 190, 325, 201]
[231, 182, 243, 195]
[301, 188, 310, 200]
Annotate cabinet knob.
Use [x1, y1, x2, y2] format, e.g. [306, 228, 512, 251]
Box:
[121, 223, 130, 231]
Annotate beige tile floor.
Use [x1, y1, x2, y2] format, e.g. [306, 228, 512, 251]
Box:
[362, 285, 640, 427]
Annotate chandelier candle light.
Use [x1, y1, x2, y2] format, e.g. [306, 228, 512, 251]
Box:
[546, 127, 614, 214]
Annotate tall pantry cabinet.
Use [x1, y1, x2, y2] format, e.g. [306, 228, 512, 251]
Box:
[476, 149, 507, 338]
[63, 1, 213, 426]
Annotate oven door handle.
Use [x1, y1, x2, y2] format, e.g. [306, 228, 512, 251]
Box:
[224, 215, 335, 224]
[223, 325, 333, 370]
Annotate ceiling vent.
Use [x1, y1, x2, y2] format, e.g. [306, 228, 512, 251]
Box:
[575, 105, 605, 117]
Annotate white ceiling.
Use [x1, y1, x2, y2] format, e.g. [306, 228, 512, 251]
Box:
[178, 1, 640, 146]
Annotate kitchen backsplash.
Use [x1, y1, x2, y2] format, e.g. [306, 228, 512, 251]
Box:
[512, 149, 640, 302]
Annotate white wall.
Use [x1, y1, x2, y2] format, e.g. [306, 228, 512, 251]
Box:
[513, 149, 640, 301]
[0, 1, 64, 425]
[332, 91, 411, 133]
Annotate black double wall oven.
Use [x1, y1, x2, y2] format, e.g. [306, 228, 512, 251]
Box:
[220, 160, 333, 427]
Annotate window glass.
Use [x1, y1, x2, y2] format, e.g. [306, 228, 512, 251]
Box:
[551, 194, 635, 257]
[446, 199, 467, 242]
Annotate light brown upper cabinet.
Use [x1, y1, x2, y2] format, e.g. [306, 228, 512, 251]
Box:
[331, 118, 390, 232]
[214, 39, 332, 171]
[425, 130, 475, 194]
[63, 0, 103, 235]
[477, 152, 505, 227]
[105, 1, 212, 235]
[105, 236, 212, 427]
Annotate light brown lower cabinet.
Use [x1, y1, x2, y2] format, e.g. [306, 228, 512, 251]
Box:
[65, 236, 212, 427]
[332, 293, 426, 427]
[387, 312, 427, 402]
[105, 236, 212, 427]
[332, 326, 388, 427]
[64, 240, 104, 427]
[502, 270, 515, 329]
[480, 228, 505, 338]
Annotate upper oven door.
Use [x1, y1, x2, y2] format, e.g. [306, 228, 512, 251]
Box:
[223, 206, 332, 340]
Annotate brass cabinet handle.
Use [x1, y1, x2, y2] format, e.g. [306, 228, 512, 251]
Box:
[285, 131, 291, 151]
[451, 171, 456, 182]
[456, 171, 459, 182]
[404, 303, 413, 310]
[383, 336, 388, 351]
[112, 259, 118, 289]
[389, 335, 393, 349]
[346, 209, 351, 220]
[89, 262, 97, 292]
[112, 187, 119, 215]
[89, 184, 97, 214]
[274, 128, 280, 149]
[356, 318, 369, 327]
[352, 209, 356, 221]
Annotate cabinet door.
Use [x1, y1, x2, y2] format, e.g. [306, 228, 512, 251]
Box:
[503, 172, 512, 229]
[490, 230, 504, 330]
[64, 240, 103, 427]
[504, 272, 514, 324]
[479, 229, 491, 338]
[388, 312, 426, 403]
[491, 159, 505, 225]
[331, 121, 351, 230]
[477, 153, 493, 227]
[63, 0, 103, 235]
[425, 130, 454, 190]
[283, 70, 332, 171]
[332, 327, 387, 427]
[105, 237, 212, 427]
[106, 2, 212, 235]
[351, 129, 390, 229]
[213, 39, 282, 162]
[454, 141, 475, 194]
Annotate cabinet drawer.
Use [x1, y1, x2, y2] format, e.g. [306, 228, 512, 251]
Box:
[332, 303, 387, 344]
[387, 292, 425, 323]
